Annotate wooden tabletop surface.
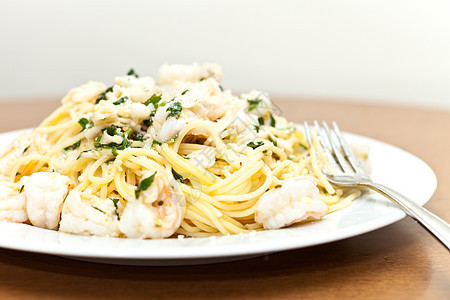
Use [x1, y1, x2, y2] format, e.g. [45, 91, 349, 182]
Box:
[0, 98, 448, 300]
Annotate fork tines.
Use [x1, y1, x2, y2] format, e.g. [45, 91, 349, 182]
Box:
[303, 121, 367, 176]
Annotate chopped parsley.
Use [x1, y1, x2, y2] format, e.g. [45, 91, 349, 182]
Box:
[253, 125, 260, 133]
[64, 140, 81, 151]
[258, 117, 264, 126]
[181, 89, 189, 95]
[113, 96, 128, 105]
[144, 94, 162, 108]
[92, 206, 106, 214]
[23, 146, 30, 154]
[270, 113, 276, 127]
[78, 117, 92, 131]
[142, 110, 156, 129]
[94, 127, 131, 156]
[127, 68, 139, 78]
[19, 185, 24, 193]
[247, 98, 262, 112]
[151, 140, 162, 147]
[300, 143, 308, 150]
[129, 131, 144, 142]
[161, 134, 179, 143]
[135, 172, 156, 198]
[110, 198, 120, 220]
[76, 149, 96, 160]
[95, 86, 113, 104]
[143, 118, 152, 128]
[166, 102, 182, 119]
[104, 125, 119, 136]
[268, 136, 277, 147]
[247, 141, 264, 149]
[172, 169, 184, 182]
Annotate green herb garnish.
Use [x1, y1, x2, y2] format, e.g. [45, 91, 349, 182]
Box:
[172, 169, 184, 182]
[270, 113, 276, 127]
[129, 131, 144, 142]
[144, 94, 162, 108]
[113, 96, 128, 105]
[166, 102, 182, 119]
[95, 86, 113, 104]
[161, 134, 179, 143]
[268, 136, 277, 147]
[127, 68, 139, 78]
[181, 89, 189, 95]
[258, 117, 264, 126]
[104, 125, 119, 136]
[78, 117, 92, 131]
[76, 148, 98, 160]
[247, 141, 264, 149]
[19, 185, 24, 193]
[64, 140, 81, 151]
[94, 127, 131, 156]
[135, 172, 156, 198]
[23, 146, 30, 154]
[152, 140, 162, 147]
[92, 206, 106, 214]
[247, 98, 262, 112]
[111, 198, 120, 220]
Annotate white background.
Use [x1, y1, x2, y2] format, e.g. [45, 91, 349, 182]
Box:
[1, 0, 450, 109]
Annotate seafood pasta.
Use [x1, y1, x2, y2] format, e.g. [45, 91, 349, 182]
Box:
[0, 64, 367, 238]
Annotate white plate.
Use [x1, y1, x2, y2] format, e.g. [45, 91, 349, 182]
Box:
[0, 128, 437, 265]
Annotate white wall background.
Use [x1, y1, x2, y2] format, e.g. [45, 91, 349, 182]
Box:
[1, 0, 450, 109]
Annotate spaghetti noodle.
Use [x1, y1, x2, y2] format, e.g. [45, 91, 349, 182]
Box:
[0, 64, 366, 238]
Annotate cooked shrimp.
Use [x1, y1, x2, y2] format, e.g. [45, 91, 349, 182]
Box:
[119, 171, 184, 239]
[59, 190, 120, 237]
[152, 102, 187, 142]
[114, 75, 157, 103]
[22, 172, 70, 230]
[0, 180, 27, 223]
[255, 177, 328, 229]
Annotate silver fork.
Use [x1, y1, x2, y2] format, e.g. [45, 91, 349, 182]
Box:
[304, 121, 450, 250]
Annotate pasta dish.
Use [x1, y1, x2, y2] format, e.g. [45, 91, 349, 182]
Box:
[0, 64, 367, 238]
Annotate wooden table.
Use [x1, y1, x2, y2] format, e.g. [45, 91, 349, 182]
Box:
[0, 98, 448, 299]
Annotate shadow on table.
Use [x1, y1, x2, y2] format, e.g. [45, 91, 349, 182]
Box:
[0, 219, 433, 299]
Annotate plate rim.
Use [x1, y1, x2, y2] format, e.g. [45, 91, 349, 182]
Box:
[0, 127, 437, 261]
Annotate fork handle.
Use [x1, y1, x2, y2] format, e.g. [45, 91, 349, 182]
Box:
[364, 182, 450, 250]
